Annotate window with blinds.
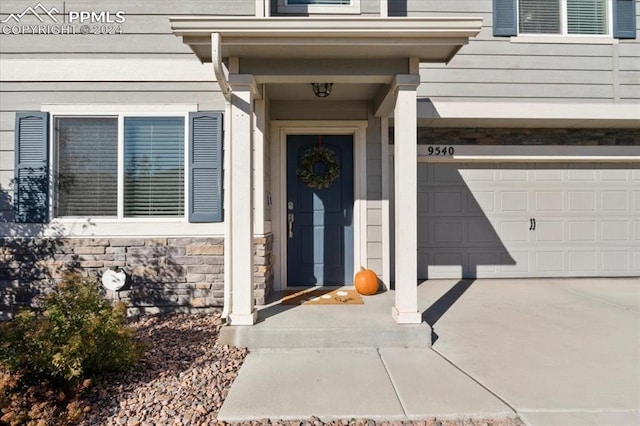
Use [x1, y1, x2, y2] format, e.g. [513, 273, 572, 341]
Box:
[55, 117, 118, 217]
[124, 117, 185, 217]
[278, 0, 358, 13]
[286, 0, 351, 4]
[567, 0, 607, 34]
[51, 114, 219, 221]
[519, 0, 561, 33]
[518, 0, 610, 35]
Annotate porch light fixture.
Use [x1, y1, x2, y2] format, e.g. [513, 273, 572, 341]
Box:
[311, 82, 333, 98]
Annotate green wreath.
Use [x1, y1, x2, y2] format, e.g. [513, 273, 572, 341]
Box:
[297, 146, 341, 190]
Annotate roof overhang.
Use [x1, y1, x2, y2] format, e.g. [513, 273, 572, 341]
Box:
[417, 100, 640, 128]
[170, 17, 484, 63]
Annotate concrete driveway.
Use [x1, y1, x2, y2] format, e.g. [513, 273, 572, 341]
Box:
[219, 278, 640, 425]
[422, 278, 640, 425]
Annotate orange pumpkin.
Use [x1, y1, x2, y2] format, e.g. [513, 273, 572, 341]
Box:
[354, 267, 378, 295]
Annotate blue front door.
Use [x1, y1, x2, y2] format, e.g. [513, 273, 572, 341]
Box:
[286, 135, 354, 286]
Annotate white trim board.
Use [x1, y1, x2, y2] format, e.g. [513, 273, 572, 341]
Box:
[419, 101, 640, 123]
[270, 120, 368, 290]
[417, 145, 640, 163]
[170, 17, 482, 63]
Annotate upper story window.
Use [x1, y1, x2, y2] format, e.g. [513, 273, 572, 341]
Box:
[519, 0, 609, 35]
[493, 0, 636, 39]
[277, 0, 361, 14]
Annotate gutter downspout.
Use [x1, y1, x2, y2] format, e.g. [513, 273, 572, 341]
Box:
[221, 101, 232, 321]
[212, 32, 231, 102]
[213, 32, 233, 320]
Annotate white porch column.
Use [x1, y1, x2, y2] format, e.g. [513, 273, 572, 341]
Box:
[392, 74, 421, 324]
[253, 96, 266, 234]
[228, 74, 258, 325]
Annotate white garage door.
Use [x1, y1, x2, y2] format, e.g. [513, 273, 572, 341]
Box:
[417, 162, 640, 279]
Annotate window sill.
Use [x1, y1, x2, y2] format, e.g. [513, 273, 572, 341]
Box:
[38, 218, 226, 237]
[510, 35, 618, 44]
[53, 217, 188, 223]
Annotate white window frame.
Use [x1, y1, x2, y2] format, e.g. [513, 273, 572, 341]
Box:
[517, 0, 613, 37]
[43, 104, 196, 223]
[277, 0, 361, 14]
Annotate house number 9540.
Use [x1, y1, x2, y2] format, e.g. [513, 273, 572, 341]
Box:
[427, 146, 455, 156]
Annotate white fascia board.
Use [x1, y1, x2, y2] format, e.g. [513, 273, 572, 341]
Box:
[170, 17, 482, 62]
[1, 59, 213, 82]
[170, 17, 484, 38]
[420, 101, 640, 122]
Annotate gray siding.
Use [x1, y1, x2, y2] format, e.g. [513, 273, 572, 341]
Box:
[366, 109, 383, 274]
[0, 0, 256, 14]
[408, 0, 640, 103]
[619, 41, 640, 101]
[0, 1, 254, 57]
[263, 101, 272, 224]
[0, 0, 251, 220]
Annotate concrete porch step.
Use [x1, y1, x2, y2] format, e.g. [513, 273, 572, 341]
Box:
[218, 289, 432, 349]
[219, 323, 432, 349]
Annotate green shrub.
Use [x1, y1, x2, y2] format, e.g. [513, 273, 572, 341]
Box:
[0, 272, 140, 385]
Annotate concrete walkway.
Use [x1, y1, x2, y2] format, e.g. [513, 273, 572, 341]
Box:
[218, 278, 640, 425]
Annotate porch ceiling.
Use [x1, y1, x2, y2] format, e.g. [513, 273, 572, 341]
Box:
[267, 83, 380, 101]
[169, 17, 483, 64]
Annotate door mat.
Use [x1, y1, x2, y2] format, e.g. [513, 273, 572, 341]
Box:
[282, 288, 363, 305]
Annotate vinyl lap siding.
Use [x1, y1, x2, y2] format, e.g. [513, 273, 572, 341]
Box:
[408, 0, 639, 103]
[0, 83, 224, 111]
[0, 1, 255, 56]
[0, 0, 253, 220]
[619, 40, 640, 101]
[366, 114, 383, 274]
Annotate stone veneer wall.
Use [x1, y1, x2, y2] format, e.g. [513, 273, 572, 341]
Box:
[0, 234, 274, 318]
[415, 128, 640, 145]
[254, 234, 274, 305]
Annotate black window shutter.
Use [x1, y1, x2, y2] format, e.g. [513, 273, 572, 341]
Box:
[14, 112, 49, 223]
[189, 112, 223, 223]
[493, 0, 518, 36]
[613, 0, 637, 39]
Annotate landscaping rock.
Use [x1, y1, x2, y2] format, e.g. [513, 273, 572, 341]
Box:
[78, 313, 523, 426]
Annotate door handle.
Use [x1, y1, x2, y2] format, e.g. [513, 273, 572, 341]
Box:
[529, 218, 536, 231]
[288, 214, 294, 238]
